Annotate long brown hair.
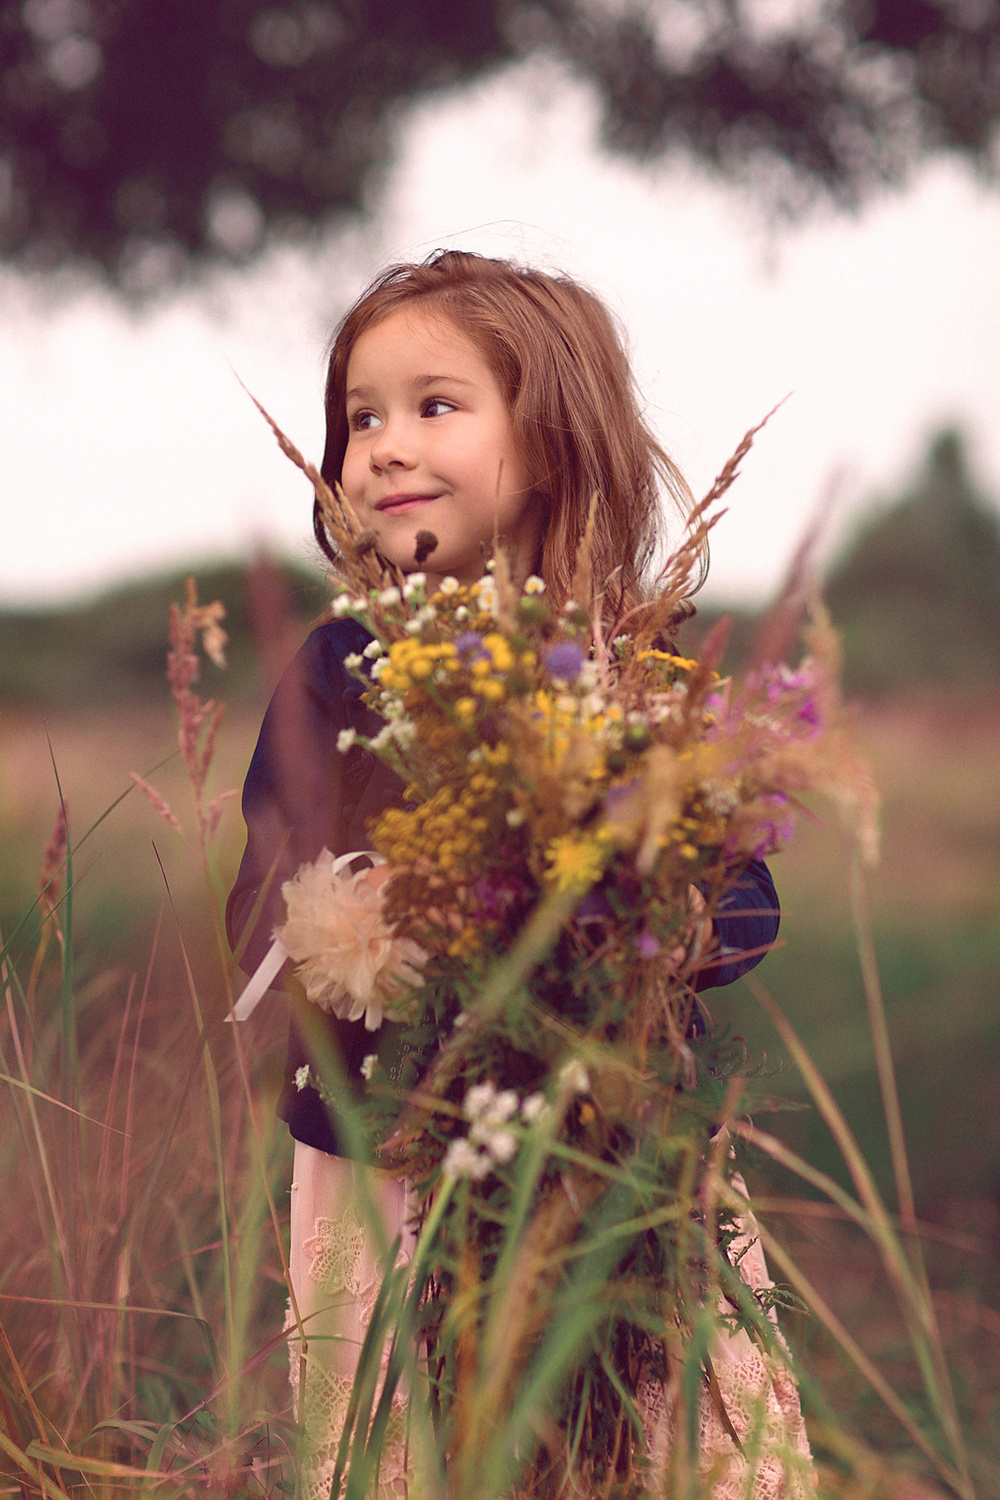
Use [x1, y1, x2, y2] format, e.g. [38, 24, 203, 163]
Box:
[318, 250, 699, 624]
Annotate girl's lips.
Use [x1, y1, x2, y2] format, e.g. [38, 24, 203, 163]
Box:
[377, 494, 438, 515]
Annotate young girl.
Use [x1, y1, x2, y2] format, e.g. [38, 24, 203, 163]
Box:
[227, 250, 808, 1498]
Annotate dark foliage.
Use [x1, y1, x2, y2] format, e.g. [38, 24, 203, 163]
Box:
[0, 557, 326, 708]
[825, 428, 1000, 693]
[1, 0, 511, 286]
[680, 429, 1000, 696]
[3, 0, 1000, 284]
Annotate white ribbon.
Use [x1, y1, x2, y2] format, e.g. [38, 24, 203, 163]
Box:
[226, 850, 386, 1023]
[227, 937, 289, 1023]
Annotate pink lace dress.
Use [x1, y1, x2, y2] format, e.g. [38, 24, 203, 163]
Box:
[287, 1144, 416, 1500]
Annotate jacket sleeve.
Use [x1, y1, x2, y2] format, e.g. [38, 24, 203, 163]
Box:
[226, 621, 410, 1158]
[694, 857, 779, 991]
[226, 620, 382, 974]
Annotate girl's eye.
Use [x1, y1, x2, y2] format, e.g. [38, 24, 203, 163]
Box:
[350, 409, 382, 432]
[422, 398, 455, 418]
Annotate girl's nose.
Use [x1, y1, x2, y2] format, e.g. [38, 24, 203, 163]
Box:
[369, 418, 416, 472]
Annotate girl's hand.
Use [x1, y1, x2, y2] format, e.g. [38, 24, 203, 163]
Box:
[666, 886, 711, 976]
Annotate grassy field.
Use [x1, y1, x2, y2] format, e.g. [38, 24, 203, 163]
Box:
[2, 633, 998, 1495]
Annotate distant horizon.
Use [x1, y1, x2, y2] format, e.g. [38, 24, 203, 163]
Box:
[5, 416, 991, 620]
[4, 414, 997, 618]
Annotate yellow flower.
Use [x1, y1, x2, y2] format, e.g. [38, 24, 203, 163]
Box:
[637, 649, 698, 671]
[448, 927, 480, 959]
[482, 633, 514, 673]
[545, 832, 611, 893]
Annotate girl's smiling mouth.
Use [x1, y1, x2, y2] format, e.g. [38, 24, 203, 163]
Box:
[376, 493, 440, 515]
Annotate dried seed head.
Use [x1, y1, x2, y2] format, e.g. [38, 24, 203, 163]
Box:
[414, 530, 438, 565]
[38, 804, 68, 914]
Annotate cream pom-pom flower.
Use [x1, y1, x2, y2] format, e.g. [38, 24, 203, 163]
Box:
[278, 851, 427, 1031]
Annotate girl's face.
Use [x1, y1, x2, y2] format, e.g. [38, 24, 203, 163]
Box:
[341, 306, 541, 585]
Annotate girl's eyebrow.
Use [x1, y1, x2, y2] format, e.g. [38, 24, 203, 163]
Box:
[413, 373, 475, 388]
[346, 373, 476, 402]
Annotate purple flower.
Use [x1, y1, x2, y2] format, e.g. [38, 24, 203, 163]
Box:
[750, 809, 795, 858]
[635, 931, 661, 958]
[604, 777, 640, 812]
[575, 889, 612, 923]
[455, 631, 487, 661]
[754, 664, 811, 699]
[470, 869, 530, 922]
[545, 642, 585, 680]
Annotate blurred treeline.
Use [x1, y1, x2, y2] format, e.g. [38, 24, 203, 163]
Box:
[3, 426, 998, 711]
[690, 426, 1000, 694]
[0, 557, 329, 711]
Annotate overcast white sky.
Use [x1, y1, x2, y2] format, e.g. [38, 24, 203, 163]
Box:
[3, 57, 999, 610]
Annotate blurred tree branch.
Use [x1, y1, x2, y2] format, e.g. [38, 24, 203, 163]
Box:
[2, 0, 999, 287]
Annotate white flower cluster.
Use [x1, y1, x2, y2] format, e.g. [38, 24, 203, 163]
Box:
[704, 782, 739, 817]
[331, 593, 369, 618]
[474, 576, 498, 616]
[279, 850, 427, 1030]
[442, 1081, 549, 1180]
[402, 600, 438, 634]
[368, 719, 417, 751]
[557, 1058, 590, 1095]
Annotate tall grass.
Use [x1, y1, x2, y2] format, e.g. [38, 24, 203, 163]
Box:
[0, 587, 294, 1497]
[1, 580, 998, 1498]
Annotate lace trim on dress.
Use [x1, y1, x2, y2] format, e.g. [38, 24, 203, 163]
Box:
[635, 1214, 815, 1500]
[304, 1210, 366, 1297]
[290, 1210, 412, 1499]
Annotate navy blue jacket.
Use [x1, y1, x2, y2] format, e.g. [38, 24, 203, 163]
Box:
[227, 620, 780, 1156]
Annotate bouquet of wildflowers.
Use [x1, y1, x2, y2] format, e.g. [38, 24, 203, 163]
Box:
[251, 409, 875, 1496]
